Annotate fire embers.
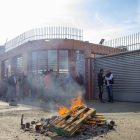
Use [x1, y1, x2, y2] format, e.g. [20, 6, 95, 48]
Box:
[73, 119, 115, 139]
[75, 124, 109, 138]
[86, 113, 106, 125]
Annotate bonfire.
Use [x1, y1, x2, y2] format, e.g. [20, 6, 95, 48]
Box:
[56, 93, 87, 116]
[21, 93, 115, 138]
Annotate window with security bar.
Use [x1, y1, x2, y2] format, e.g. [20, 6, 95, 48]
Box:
[74, 50, 84, 60]
[1, 60, 9, 79]
[31, 52, 37, 74]
[12, 55, 22, 77]
[30, 50, 69, 74]
[38, 51, 46, 74]
[4, 60, 9, 77]
[59, 50, 68, 73]
[48, 50, 57, 72]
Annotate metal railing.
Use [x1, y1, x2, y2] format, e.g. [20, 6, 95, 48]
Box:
[5, 27, 83, 52]
[103, 32, 140, 51]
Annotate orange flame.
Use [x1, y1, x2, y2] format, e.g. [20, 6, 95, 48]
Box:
[56, 93, 87, 116]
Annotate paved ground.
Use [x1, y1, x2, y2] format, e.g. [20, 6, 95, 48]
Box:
[0, 99, 140, 140]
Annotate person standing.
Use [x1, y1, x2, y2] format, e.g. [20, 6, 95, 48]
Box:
[50, 69, 55, 86]
[64, 73, 73, 97]
[55, 73, 62, 99]
[75, 72, 84, 96]
[1, 76, 8, 98]
[45, 71, 52, 100]
[28, 72, 36, 101]
[18, 71, 27, 99]
[5, 71, 17, 102]
[39, 71, 46, 98]
[50, 69, 56, 97]
[105, 69, 114, 103]
[75, 72, 83, 86]
[98, 69, 105, 103]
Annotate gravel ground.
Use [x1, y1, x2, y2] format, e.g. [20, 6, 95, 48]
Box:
[0, 99, 140, 140]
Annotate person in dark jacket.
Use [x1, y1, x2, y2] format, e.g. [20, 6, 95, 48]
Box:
[18, 71, 28, 99]
[1, 76, 8, 98]
[55, 73, 62, 87]
[28, 72, 36, 101]
[98, 69, 105, 103]
[50, 69, 56, 97]
[55, 73, 62, 99]
[38, 71, 45, 98]
[75, 72, 83, 86]
[40, 71, 45, 88]
[50, 69, 55, 86]
[5, 71, 17, 102]
[64, 73, 73, 96]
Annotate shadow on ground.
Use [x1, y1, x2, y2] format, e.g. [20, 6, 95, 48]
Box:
[0, 97, 140, 114]
[86, 100, 140, 114]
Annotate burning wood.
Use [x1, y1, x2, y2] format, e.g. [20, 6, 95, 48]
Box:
[48, 106, 96, 137]
[21, 94, 115, 137]
[56, 93, 86, 116]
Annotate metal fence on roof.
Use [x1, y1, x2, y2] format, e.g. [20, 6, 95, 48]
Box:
[103, 32, 140, 51]
[5, 27, 83, 52]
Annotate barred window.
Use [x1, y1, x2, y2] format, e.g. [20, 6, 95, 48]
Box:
[4, 60, 9, 77]
[31, 52, 37, 73]
[38, 51, 46, 74]
[48, 50, 57, 71]
[59, 50, 68, 73]
[31, 50, 69, 74]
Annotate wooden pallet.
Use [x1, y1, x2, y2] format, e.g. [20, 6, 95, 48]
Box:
[86, 113, 106, 125]
[47, 106, 96, 137]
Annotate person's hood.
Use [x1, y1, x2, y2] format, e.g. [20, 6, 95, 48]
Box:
[11, 72, 13, 76]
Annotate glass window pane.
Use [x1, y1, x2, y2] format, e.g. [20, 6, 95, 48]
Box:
[4, 60, 9, 77]
[12, 55, 22, 77]
[59, 50, 68, 73]
[48, 50, 57, 71]
[74, 50, 84, 60]
[38, 51, 46, 74]
[31, 52, 37, 73]
[17, 57, 22, 74]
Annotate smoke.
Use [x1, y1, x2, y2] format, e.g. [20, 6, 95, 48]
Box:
[18, 72, 85, 111]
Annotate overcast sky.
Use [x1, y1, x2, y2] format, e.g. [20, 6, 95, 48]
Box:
[0, 0, 140, 45]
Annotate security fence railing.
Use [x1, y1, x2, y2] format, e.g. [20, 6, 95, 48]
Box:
[5, 27, 83, 52]
[103, 32, 140, 51]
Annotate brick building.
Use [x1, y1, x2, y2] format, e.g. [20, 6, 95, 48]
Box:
[0, 27, 126, 98]
[0, 39, 125, 79]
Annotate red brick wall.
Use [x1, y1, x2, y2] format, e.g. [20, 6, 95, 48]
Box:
[0, 39, 125, 80]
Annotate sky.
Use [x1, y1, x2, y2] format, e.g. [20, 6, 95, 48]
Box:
[0, 0, 140, 45]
